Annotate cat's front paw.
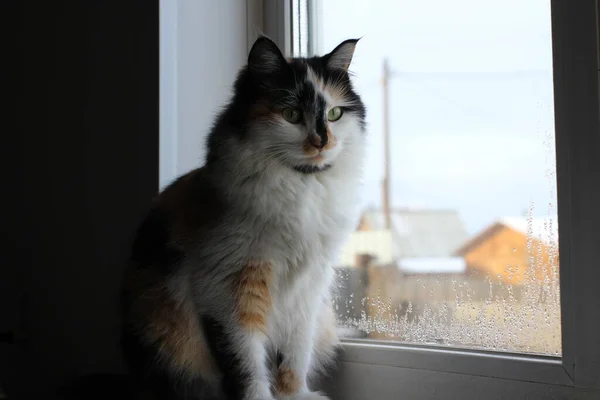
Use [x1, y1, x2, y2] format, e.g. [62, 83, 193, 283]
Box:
[280, 392, 331, 400]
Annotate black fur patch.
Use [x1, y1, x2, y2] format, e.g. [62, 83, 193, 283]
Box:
[314, 94, 328, 144]
[130, 206, 183, 272]
[202, 315, 249, 400]
[120, 327, 174, 399]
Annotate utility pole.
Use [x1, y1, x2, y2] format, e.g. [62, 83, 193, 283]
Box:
[382, 58, 392, 230]
[378, 65, 518, 230]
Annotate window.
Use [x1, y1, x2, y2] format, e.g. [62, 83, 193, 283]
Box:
[312, 0, 561, 357]
[262, 0, 599, 398]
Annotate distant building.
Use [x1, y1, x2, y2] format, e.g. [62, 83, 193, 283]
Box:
[338, 230, 394, 266]
[334, 207, 471, 338]
[337, 207, 470, 267]
[453, 216, 559, 284]
[333, 212, 558, 342]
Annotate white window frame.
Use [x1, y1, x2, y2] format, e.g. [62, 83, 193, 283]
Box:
[260, 0, 600, 398]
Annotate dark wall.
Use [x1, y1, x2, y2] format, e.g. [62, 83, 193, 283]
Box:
[4, 1, 158, 397]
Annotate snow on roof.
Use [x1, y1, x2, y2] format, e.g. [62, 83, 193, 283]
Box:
[362, 208, 469, 258]
[398, 257, 467, 274]
[499, 216, 559, 244]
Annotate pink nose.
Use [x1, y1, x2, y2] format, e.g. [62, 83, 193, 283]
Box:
[308, 133, 326, 150]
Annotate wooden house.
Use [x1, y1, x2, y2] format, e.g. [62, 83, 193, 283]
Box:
[453, 217, 559, 284]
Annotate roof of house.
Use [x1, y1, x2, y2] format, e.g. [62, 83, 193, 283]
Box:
[361, 208, 470, 258]
[454, 216, 559, 256]
[500, 216, 559, 244]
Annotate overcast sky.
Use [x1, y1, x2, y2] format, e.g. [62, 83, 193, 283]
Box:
[320, 0, 557, 234]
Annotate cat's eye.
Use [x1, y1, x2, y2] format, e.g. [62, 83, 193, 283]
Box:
[282, 108, 302, 124]
[327, 106, 343, 122]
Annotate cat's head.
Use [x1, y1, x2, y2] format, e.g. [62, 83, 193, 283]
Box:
[210, 36, 366, 175]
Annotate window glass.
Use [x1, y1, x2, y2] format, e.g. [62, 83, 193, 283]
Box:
[298, 0, 560, 355]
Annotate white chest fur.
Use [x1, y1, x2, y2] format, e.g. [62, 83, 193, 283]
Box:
[186, 140, 365, 317]
[246, 168, 360, 285]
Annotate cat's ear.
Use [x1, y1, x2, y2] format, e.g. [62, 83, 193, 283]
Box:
[325, 38, 360, 71]
[248, 36, 287, 75]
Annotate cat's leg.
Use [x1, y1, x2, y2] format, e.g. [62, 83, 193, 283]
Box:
[308, 297, 340, 386]
[203, 261, 275, 400]
[274, 300, 333, 400]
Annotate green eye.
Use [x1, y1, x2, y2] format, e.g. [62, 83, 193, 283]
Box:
[282, 108, 302, 124]
[327, 106, 343, 122]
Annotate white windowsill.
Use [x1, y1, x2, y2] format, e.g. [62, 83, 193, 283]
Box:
[337, 340, 572, 387]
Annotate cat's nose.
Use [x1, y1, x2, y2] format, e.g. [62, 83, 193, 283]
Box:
[308, 132, 328, 150]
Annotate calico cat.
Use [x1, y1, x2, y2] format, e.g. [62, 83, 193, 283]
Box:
[121, 36, 367, 400]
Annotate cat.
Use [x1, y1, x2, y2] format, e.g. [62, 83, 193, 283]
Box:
[121, 36, 367, 400]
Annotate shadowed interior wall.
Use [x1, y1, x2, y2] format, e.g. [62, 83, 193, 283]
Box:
[4, 1, 158, 397]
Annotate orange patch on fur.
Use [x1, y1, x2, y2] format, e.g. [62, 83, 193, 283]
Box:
[156, 167, 225, 251]
[323, 127, 337, 150]
[125, 267, 216, 379]
[275, 367, 302, 396]
[235, 261, 273, 334]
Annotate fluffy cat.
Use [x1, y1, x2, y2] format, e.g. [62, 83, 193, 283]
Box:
[121, 36, 367, 400]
